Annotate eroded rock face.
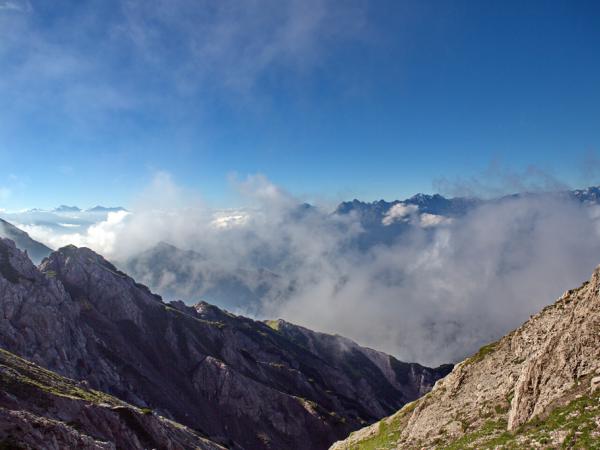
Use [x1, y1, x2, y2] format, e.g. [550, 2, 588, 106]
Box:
[270, 319, 452, 418]
[0, 348, 223, 450]
[0, 240, 87, 377]
[331, 266, 600, 449]
[0, 238, 449, 450]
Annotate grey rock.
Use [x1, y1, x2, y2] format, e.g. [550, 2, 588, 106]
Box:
[0, 348, 223, 449]
[331, 264, 600, 449]
[0, 238, 449, 450]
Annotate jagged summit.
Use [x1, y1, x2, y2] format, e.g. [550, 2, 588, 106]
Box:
[331, 265, 600, 449]
[40, 244, 165, 323]
[0, 238, 45, 284]
[46, 243, 127, 273]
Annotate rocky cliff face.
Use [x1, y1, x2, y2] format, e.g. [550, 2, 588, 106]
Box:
[0, 347, 223, 449]
[0, 238, 449, 449]
[331, 266, 600, 449]
[0, 218, 52, 264]
[268, 319, 452, 418]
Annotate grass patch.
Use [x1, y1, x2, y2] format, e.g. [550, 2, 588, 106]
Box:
[464, 341, 498, 366]
[346, 399, 420, 449]
[0, 348, 121, 407]
[265, 320, 280, 331]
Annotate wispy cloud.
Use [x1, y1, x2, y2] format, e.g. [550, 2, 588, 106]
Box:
[116, 0, 367, 92]
[433, 160, 570, 199]
[0, 0, 31, 12]
[0, 0, 368, 129]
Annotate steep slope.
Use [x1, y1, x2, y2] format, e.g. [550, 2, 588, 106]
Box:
[267, 319, 452, 413]
[331, 266, 600, 449]
[0, 238, 449, 450]
[0, 348, 223, 450]
[0, 218, 52, 263]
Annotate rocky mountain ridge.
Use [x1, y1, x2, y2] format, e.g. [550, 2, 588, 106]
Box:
[0, 237, 449, 449]
[335, 185, 600, 220]
[330, 263, 600, 449]
[0, 347, 223, 449]
[0, 218, 52, 264]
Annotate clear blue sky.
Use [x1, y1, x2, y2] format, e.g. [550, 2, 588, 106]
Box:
[0, 0, 599, 209]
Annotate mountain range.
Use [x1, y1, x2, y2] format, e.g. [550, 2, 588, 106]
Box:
[0, 236, 449, 449]
[2, 188, 600, 447]
[334, 186, 600, 248]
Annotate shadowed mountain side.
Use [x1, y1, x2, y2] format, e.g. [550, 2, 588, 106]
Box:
[0, 238, 449, 450]
[0, 348, 224, 449]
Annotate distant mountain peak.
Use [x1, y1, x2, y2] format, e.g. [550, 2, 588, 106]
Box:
[53, 205, 81, 212]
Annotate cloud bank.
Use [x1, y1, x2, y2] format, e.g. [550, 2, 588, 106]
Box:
[12, 174, 600, 367]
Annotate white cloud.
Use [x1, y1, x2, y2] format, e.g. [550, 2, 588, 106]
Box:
[211, 211, 250, 229]
[419, 213, 452, 228]
[20, 210, 130, 255]
[13, 174, 600, 367]
[382, 203, 418, 225]
[58, 223, 81, 228]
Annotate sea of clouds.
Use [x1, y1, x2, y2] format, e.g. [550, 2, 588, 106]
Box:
[7, 172, 600, 367]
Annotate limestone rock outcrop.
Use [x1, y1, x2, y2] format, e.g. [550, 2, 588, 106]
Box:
[331, 265, 600, 449]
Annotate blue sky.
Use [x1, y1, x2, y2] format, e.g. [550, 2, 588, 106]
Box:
[0, 0, 599, 209]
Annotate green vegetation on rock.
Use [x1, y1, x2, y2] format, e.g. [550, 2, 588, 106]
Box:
[0, 349, 122, 406]
[463, 341, 498, 366]
[342, 379, 600, 449]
